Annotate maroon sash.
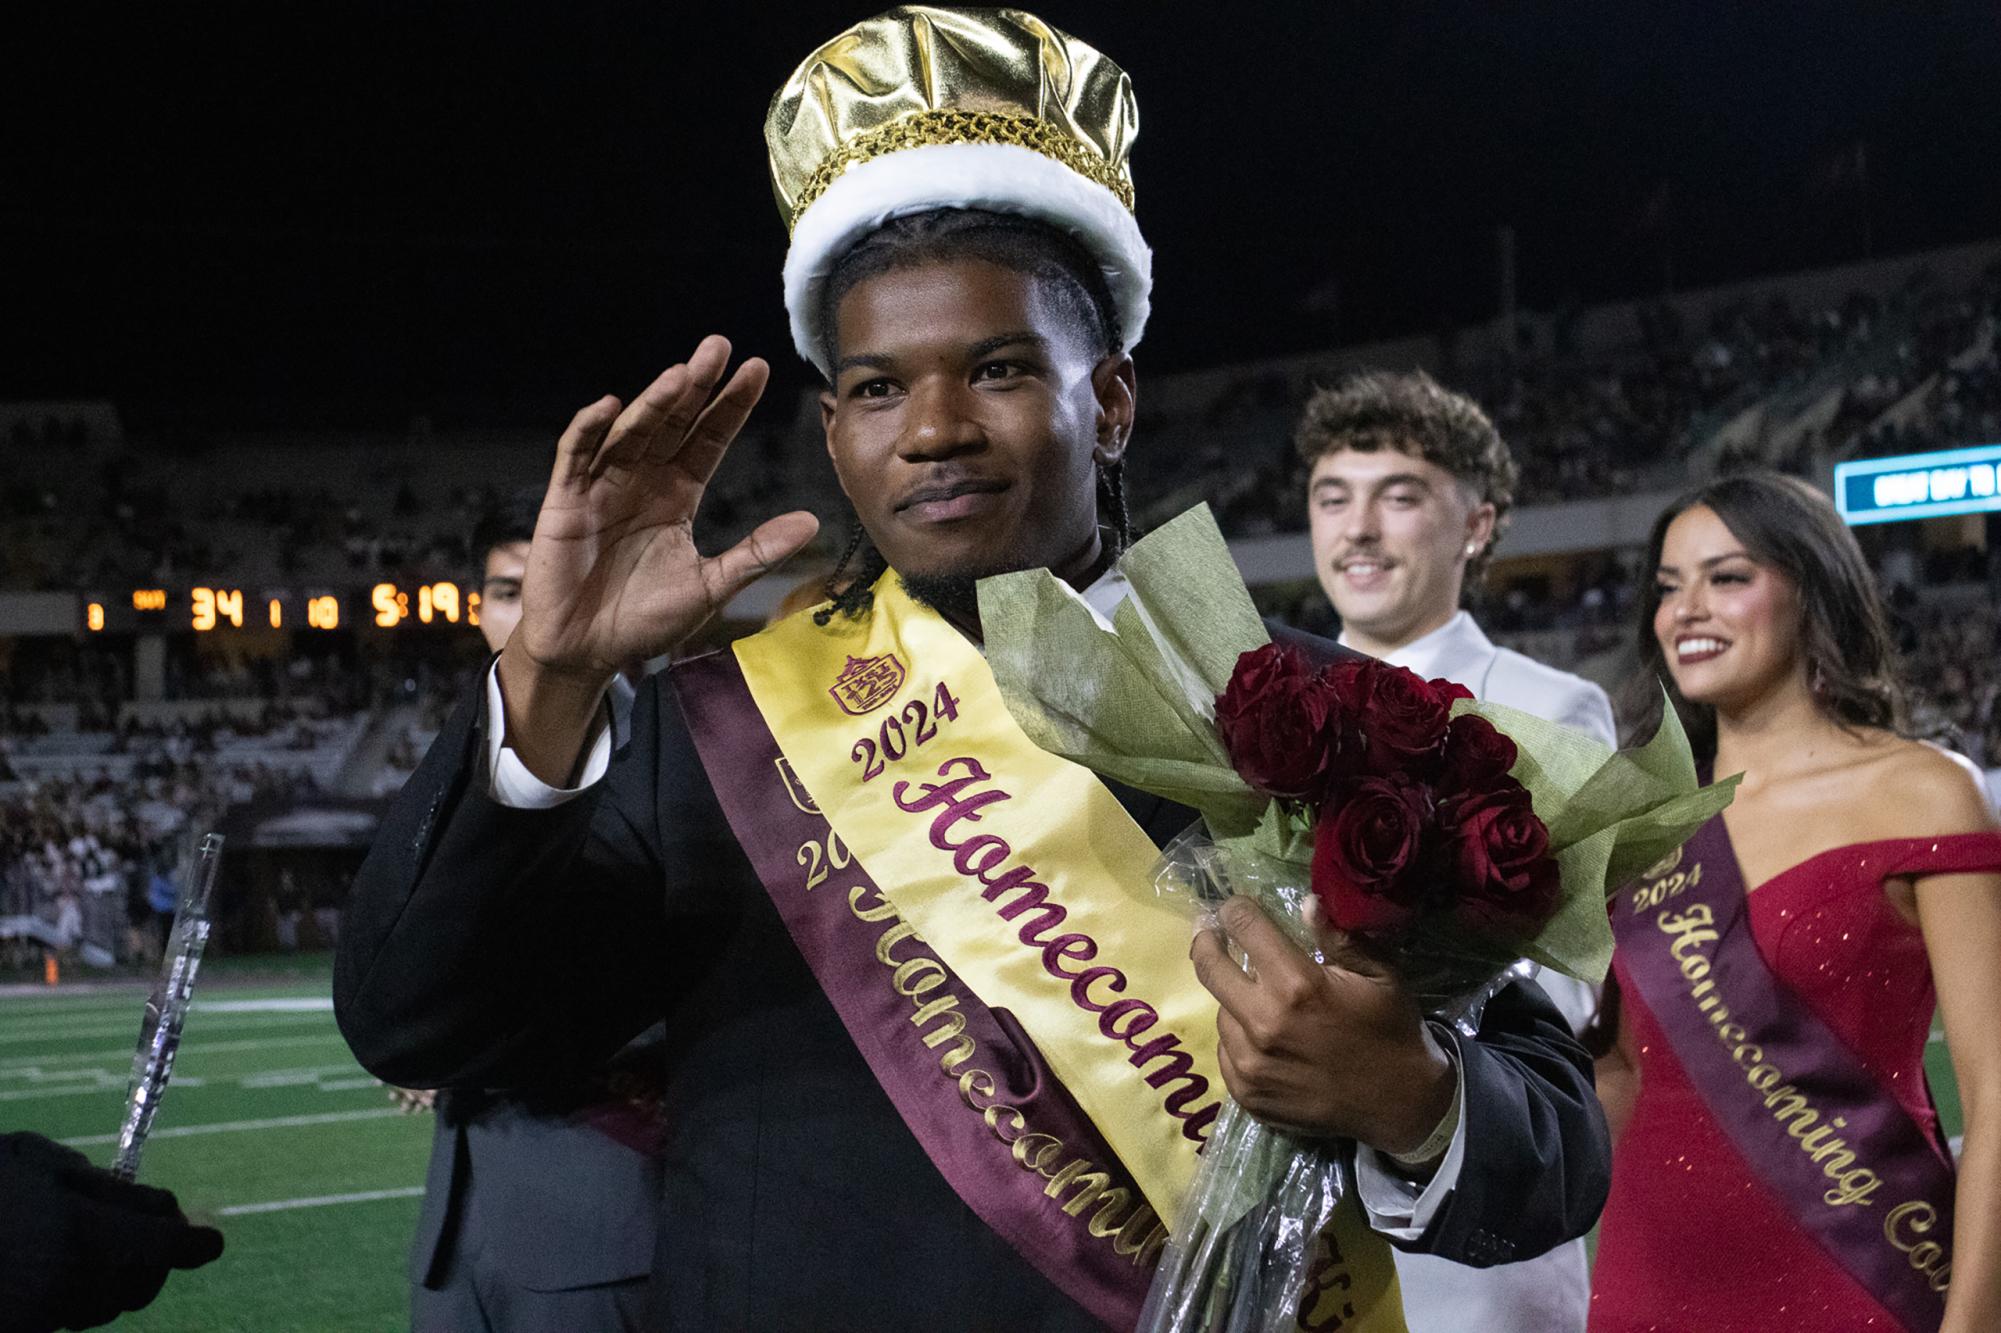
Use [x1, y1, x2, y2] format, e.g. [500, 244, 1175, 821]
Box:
[1614, 815, 1956, 1330]
[672, 649, 1165, 1331]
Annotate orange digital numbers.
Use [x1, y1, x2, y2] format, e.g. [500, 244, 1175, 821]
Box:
[467, 590, 481, 627]
[192, 587, 244, 631]
[417, 582, 461, 625]
[307, 595, 340, 630]
[268, 598, 283, 628]
[372, 583, 410, 628]
[86, 602, 105, 632]
[131, 589, 167, 612]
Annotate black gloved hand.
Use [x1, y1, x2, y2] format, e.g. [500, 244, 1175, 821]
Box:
[0, 1131, 225, 1332]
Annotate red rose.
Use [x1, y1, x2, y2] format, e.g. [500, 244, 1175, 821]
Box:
[1311, 775, 1433, 931]
[1217, 644, 1344, 799]
[1440, 781, 1561, 931]
[1436, 713, 1519, 795]
[1322, 658, 1456, 777]
[1429, 677, 1475, 705]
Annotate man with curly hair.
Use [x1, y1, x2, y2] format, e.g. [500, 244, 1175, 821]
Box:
[1297, 367, 1615, 1332]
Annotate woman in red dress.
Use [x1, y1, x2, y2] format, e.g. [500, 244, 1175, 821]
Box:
[1590, 472, 2001, 1332]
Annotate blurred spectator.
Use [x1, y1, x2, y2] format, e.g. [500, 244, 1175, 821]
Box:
[273, 867, 305, 953]
[309, 876, 342, 949]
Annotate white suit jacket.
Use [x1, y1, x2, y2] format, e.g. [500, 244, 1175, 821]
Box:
[1348, 611, 1616, 1333]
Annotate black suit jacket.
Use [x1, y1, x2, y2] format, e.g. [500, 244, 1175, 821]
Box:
[336, 653, 1609, 1331]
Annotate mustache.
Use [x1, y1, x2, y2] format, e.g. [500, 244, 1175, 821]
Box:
[892, 470, 1008, 512]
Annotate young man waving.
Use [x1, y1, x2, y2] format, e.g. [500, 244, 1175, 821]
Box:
[337, 10, 1609, 1328]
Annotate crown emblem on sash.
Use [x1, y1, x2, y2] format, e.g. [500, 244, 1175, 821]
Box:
[829, 653, 905, 716]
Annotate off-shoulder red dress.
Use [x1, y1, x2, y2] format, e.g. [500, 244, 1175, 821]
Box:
[1590, 832, 2001, 1332]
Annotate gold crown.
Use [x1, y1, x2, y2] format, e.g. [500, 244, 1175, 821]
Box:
[766, 6, 1139, 235]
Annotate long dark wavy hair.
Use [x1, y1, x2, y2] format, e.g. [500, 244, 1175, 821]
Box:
[1630, 470, 1912, 762]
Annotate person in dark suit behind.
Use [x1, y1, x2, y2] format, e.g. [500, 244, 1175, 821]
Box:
[398, 490, 665, 1333]
[336, 9, 1610, 1327]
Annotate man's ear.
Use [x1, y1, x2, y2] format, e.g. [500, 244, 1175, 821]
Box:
[1464, 500, 1498, 561]
[1091, 353, 1137, 468]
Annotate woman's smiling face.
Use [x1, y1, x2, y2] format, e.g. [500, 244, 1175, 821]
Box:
[1653, 503, 1808, 711]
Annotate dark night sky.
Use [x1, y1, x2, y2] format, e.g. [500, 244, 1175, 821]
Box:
[6, 1, 1998, 430]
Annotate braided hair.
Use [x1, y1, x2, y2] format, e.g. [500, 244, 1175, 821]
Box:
[814, 523, 889, 625]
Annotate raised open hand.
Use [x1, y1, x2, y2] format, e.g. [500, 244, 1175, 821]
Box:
[491, 335, 820, 784]
[508, 334, 819, 686]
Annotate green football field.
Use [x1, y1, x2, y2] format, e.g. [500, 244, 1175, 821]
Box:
[0, 957, 431, 1332]
[0, 957, 1969, 1331]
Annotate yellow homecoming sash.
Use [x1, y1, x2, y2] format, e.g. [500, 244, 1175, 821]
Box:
[733, 575, 1403, 1330]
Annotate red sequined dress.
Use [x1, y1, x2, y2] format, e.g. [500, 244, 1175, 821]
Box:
[1590, 833, 2001, 1332]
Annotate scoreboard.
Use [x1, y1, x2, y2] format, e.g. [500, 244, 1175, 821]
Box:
[77, 582, 482, 635]
[1833, 443, 2001, 526]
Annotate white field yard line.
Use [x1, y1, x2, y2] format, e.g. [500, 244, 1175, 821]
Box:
[3, 1000, 331, 1035]
[2, 992, 154, 1012]
[59, 1106, 403, 1146]
[236, 1062, 377, 1089]
[197, 997, 334, 1013]
[0, 1032, 352, 1069]
[0, 1074, 207, 1102]
[218, 1186, 426, 1217]
[0, 1012, 335, 1044]
[0, 1061, 381, 1102]
[0, 1059, 357, 1083]
[0, 991, 331, 1019]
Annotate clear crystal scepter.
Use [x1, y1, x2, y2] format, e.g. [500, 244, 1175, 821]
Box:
[112, 832, 224, 1181]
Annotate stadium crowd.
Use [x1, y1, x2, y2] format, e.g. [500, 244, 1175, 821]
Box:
[5, 252, 1998, 970]
[0, 768, 233, 967]
[1150, 257, 2001, 538]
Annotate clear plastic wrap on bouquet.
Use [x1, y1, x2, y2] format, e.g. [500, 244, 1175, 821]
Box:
[1135, 827, 1528, 1333]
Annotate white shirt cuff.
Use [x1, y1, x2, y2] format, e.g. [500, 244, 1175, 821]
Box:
[1354, 1023, 1468, 1238]
[482, 660, 615, 808]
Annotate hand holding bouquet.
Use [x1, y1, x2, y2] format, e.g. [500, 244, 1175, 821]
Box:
[977, 506, 1737, 1332]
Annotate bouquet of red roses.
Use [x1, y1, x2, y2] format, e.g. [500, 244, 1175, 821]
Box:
[1217, 645, 1561, 1006]
[976, 506, 1737, 1333]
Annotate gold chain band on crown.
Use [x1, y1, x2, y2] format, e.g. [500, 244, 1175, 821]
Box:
[789, 110, 1135, 233]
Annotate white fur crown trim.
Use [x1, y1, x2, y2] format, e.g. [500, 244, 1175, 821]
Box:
[782, 141, 1152, 377]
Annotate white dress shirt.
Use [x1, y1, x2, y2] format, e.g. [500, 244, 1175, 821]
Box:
[1343, 609, 1613, 1333]
[483, 575, 1470, 1242]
